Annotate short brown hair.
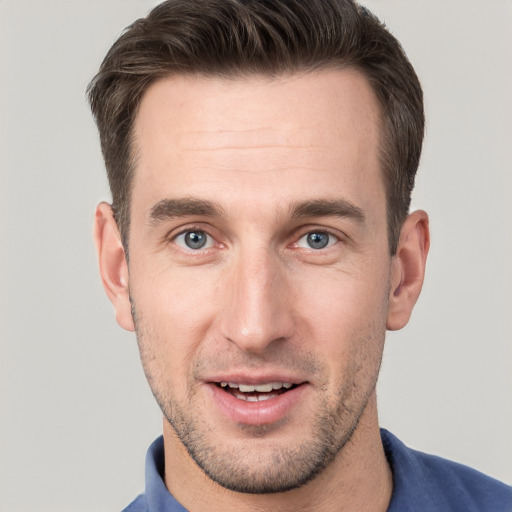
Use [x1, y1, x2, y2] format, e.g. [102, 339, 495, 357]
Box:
[87, 0, 424, 254]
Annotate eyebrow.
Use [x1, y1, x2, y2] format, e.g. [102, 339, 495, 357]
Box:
[290, 199, 365, 223]
[148, 198, 224, 224]
[147, 197, 365, 225]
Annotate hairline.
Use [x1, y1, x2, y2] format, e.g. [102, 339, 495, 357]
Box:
[120, 65, 396, 256]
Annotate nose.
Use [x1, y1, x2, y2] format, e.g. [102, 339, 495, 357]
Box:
[217, 247, 295, 354]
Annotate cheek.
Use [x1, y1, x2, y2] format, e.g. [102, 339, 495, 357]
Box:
[293, 265, 389, 375]
[130, 266, 220, 389]
[132, 258, 219, 329]
[296, 264, 389, 330]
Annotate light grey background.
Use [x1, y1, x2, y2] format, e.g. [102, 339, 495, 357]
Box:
[1, 1, 510, 511]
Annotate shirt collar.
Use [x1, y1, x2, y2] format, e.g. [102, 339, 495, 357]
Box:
[145, 436, 188, 512]
[144, 430, 436, 511]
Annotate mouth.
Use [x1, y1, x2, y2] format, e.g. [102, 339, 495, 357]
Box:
[207, 378, 309, 425]
[215, 381, 300, 402]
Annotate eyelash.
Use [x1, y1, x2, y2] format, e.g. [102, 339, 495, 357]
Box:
[292, 229, 341, 252]
[171, 226, 217, 252]
[168, 225, 342, 255]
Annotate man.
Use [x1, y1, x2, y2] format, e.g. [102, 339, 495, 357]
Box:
[88, 0, 512, 510]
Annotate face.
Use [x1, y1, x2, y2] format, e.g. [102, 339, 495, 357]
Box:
[125, 70, 395, 493]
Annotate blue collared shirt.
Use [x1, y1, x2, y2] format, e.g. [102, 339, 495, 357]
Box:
[122, 429, 512, 511]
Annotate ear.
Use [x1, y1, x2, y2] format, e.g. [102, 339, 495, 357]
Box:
[93, 202, 135, 332]
[387, 210, 430, 331]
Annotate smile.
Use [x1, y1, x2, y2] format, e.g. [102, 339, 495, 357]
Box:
[217, 381, 298, 402]
[207, 378, 309, 425]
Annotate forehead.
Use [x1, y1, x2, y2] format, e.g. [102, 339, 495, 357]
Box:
[135, 69, 381, 146]
[131, 69, 384, 217]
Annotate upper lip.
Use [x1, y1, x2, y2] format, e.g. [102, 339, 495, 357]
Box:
[205, 373, 307, 386]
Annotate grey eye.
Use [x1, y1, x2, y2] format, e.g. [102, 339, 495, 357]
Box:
[296, 231, 337, 250]
[175, 230, 213, 250]
[307, 232, 330, 249]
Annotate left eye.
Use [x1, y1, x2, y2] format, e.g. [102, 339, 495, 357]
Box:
[174, 230, 214, 250]
[296, 231, 337, 250]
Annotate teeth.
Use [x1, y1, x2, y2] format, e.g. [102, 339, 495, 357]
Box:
[234, 392, 278, 402]
[239, 383, 275, 392]
[221, 382, 294, 392]
[257, 394, 273, 401]
[256, 383, 273, 392]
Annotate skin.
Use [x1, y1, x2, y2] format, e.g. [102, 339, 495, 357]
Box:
[95, 69, 429, 511]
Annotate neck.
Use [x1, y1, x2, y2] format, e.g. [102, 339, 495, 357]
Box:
[163, 393, 392, 512]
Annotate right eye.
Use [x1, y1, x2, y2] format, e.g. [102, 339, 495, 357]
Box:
[174, 230, 214, 250]
[295, 231, 338, 250]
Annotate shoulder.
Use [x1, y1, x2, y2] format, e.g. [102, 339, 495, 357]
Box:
[121, 494, 148, 512]
[414, 450, 512, 511]
[381, 429, 512, 512]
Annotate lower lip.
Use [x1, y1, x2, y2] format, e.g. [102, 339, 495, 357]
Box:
[206, 384, 308, 426]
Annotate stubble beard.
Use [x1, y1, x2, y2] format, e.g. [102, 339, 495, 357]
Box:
[159, 385, 372, 494]
[131, 300, 384, 495]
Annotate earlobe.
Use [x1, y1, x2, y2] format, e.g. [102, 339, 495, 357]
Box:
[387, 210, 430, 331]
[94, 202, 135, 332]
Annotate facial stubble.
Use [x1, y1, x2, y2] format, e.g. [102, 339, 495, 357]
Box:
[131, 296, 386, 495]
